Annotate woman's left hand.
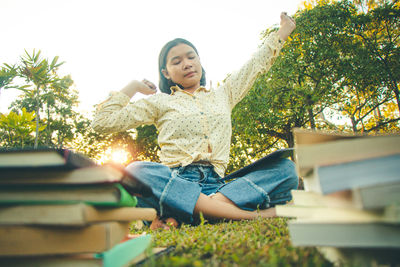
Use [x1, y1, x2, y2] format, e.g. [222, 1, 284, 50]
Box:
[277, 12, 296, 41]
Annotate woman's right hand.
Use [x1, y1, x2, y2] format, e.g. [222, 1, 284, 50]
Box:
[277, 12, 296, 41]
[121, 79, 157, 98]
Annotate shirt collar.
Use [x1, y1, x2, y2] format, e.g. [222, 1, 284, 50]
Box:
[170, 85, 209, 95]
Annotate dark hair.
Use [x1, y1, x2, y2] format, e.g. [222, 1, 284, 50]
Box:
[158, 38, 206, 94]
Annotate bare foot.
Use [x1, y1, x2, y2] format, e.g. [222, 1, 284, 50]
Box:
[121, 233, 146, 241]
[149, 217, 179, 230]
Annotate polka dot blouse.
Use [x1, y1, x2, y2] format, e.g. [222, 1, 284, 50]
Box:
[92, 32, 284, 177]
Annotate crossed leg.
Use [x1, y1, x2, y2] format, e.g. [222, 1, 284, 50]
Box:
[194, 192, 276, 220]
[150, 192, 276, 230]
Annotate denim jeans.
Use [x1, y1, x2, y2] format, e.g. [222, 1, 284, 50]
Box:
[125, 159, 298, 224]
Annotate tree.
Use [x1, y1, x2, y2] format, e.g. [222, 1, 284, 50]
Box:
[230, 1, 354, 167]
[10, 74, 80, 147]
[2, 50, 87, 148]
[328, 1, 400, 133]
[228, 0, 399, 171]
[7, 50, 65, 148]
[0, 108, 46, 147]
[353, 2, 400, 116]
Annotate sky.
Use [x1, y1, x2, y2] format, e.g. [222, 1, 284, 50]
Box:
[0, 0, 304, 116]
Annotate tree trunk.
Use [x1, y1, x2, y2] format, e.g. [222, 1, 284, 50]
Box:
[46, 104, 51, 146]
[393, 84, 400, 117]
[307, 107, 316, 129]
[350, 116, 358, 133]
[34, 86, 40, 149]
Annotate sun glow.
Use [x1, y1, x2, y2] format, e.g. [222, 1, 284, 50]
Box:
[96, 147, 130, 165]
[111, 149, 129, 164]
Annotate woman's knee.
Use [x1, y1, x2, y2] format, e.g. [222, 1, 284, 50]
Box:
[126, 161, 170, 177]
[126, 161, 154, 173]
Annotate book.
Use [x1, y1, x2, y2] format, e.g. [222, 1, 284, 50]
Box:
[132, 246, 176, 266]
[303, 154, 400, 194]
[290, 189, 356, 209]
[288, 220, 400, 248]
[0, 203, 157, 226]
[0, 147, 96, 170]
[276, 204, 400, 223]
[223, 148, 294, 180]
[289, 188, 400, 211]
[0, 235, 153, 267]
[317, 247, 400, 267]
[352, 182, 400, 210]
[0, 164, 123, 183]
[0, 183, 137, 207]
[293, 129, 400, 177]
[0, 164, 153, 197]
[0, 221, 130, 256]
[293, 127, 359, 146]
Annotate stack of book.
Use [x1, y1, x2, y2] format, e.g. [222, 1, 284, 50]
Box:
[276, 128, 400, 266]
[0, 148, 157, 267]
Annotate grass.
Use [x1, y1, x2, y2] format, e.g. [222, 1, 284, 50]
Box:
[131, 217, 334, 267]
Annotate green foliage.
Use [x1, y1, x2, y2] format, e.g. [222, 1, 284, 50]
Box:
[0, 64, 17, 90]
[338, 1, 400, 133]
[2, 49, 68, 148]
[229, 0, 399, 173]
[134, 125, 160, 162]
[1, 50, 84, 149]
[75, 125, 160, 166]
[133, 218, 333, 267]
[10, 74, 81, 147]
[0, 108, 46, 147]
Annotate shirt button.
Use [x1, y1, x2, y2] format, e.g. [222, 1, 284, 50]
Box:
[200, 112, 204, 115]
[204, 136, 208, 139]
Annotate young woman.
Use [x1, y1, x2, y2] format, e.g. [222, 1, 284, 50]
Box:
[92, 12, 298, 229]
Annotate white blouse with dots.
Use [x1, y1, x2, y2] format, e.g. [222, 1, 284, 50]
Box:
[92, 32, 284, 177]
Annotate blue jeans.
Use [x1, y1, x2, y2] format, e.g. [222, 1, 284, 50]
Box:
[125, 159, 298, 224]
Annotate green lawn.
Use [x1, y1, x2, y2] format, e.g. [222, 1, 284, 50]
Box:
[132, 217, 334, 267]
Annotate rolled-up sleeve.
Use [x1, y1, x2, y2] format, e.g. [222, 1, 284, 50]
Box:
[91, 91, 159, 133]
[223, 32, 285, 109]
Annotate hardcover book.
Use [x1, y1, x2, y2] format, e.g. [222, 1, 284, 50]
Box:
[293, 129, 400, 177]
[0, 203, 156, 226]
[0, 147, 96, 170]
[0, 183, 137, 207]
[0, 222, 130, 256]
[276, 204, 400, 223]
[288, 220, 400, 248]
[0, 163, 153, 197]
[302, 154, 400, 194]
[0, 235, 153, 267]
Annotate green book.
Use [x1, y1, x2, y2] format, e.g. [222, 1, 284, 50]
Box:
[0, 183, 137, 207]
[0, 235, 152, 267]
[97, 234, 152, 267]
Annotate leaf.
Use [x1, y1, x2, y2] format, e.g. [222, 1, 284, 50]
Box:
[50, 56, 59, 69]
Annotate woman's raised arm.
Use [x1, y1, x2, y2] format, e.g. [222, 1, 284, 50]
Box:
[120, 79, 157, 98]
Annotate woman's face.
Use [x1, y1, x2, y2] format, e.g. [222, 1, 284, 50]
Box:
[162, 43, 203, 91]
